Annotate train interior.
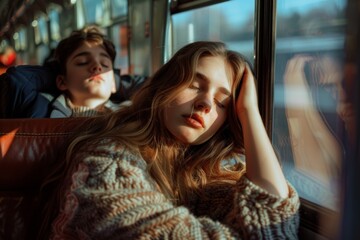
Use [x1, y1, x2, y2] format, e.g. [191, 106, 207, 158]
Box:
[1, 0, 360, 239]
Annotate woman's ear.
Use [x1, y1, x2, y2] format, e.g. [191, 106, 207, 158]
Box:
[56, 75, 68, 91]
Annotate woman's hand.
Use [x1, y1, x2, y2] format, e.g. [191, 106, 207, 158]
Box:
[236, 65, 259, 121]
[236, 64, 289, 197]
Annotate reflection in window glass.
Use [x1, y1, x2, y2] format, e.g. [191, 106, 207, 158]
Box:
[111, 0, 127, 18]
[110, 24, 129, 74]
[172, 0, 255, 64]
[83, 0, 106, 24]
[273, 0, 347, 210]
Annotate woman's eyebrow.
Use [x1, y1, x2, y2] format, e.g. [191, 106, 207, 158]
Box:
[195, 72, 231, 96]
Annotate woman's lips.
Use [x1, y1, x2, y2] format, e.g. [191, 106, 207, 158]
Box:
[183, 113, 205, 129]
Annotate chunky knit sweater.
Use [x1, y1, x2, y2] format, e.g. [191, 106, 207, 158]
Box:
[51, 139, 300, 239]
[47, 94, 120, 118]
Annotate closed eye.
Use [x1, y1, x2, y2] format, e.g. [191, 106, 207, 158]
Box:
[215, 99, 226, 109]
[100, 58, 112, 68]
[76, 62, 89, 66]
[189, 85, 200, 91]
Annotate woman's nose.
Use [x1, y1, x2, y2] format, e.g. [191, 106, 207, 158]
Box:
[194, 97, 212, 113]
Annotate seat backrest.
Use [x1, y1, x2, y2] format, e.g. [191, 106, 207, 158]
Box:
[0, 118, 86, 239]
[0, 65, 59, 118]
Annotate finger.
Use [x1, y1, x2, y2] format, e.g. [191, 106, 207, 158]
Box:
[243, 63, 254, 80]
[241, 64, 255, 87]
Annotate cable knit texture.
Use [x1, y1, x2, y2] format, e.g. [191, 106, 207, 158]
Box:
[51, 139, 300, 239]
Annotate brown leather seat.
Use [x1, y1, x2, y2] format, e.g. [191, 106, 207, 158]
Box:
[0, 118, 86, 240]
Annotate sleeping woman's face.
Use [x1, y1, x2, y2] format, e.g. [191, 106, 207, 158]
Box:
[163, 56, 233, 145]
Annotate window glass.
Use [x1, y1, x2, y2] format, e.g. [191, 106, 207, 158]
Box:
[83, 0, 106, 24]
[110, 24, 129, 74]
[128, 0, 151, 75]
[38, 15, 49, 44]
[13, 28, 27, 51]
[273, 0, 347, 210]
[34, 20, 41, 45]
[8, 33, 28, 65]
[19, 28, 27, 50]
[13, 33, 20, 51]
[111, 0, 127, 19]
[76, 0, 86, 29]
[49, 8, 61, 41]
[172, 0, 255, 64]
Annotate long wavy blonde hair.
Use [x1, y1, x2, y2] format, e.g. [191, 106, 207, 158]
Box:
[72, 41, 247, 200]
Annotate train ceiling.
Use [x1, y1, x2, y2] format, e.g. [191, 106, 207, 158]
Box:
[0, 0, 69, 40]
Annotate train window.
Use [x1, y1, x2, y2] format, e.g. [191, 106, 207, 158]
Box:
[128, 0, 151, 75]
[273, 0, 347, 211]
[110, 0, 127, 19]
[13, 33, 20, 51]
[13, 27, 27, 51]
[82, 0, 108, 25]
[33, 14, 49, 45]
[171, 0, 255, 64]
[33, 22, 41, 45]
[12, 28, 28, 64]
[0, 40, 7, 52]
[49, 8, 61, 42]
[110, 24, 129, 74]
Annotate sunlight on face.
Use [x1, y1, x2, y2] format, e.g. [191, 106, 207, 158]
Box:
[164, 56, 233, 145]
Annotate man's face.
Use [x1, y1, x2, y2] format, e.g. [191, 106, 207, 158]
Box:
[56, 41, 116, 107]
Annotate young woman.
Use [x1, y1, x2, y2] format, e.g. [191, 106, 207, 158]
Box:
[43, 41, 299, 239]
[49, 25, 119, 117]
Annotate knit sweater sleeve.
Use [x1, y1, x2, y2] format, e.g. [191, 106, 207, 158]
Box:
[193, 176, 300, 239]
[51, 140, 300, 239]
